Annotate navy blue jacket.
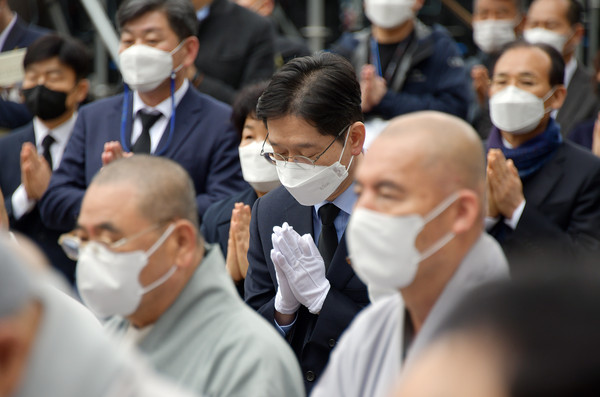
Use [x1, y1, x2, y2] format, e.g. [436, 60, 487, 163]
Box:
[201, 187, 257, 297]
[0, 15, 50, 129]
[332, 21, 470, 120]
[39, 86, 247, 232]
[0, 123, 75, 282]
[244, 186, 369, 393]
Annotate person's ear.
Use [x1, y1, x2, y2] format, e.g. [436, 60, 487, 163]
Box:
[547, 85, 567, 110]
[348, 121, 366, 156]
[171, 219, 199, 269]
[451, 190, 481, 235]
[181, 36, 200, 68]
[74, 78, 90, 104]
[0, 322, 26, 396]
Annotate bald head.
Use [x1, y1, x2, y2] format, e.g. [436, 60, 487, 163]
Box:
[91, 155, 199, 229]
[380, 111, 486, 196]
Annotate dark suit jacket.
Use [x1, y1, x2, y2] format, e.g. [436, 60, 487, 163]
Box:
[244, 186, 369, 393]
[0, 15, 49, 129]
[201, 187, 257, 297]
[194, 0, 275, 104]
[39, 86, 247, 232]
[0, 123, 76, 283]
[489, 141, 600, 275]
[557, 63, 599, 137]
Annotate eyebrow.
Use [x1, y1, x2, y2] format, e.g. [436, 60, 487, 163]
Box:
[75, 222, 122, 234]
[494, 71, 538, 78]
[121, 27, 164, 36]
[267, 137, 318, 151]
[375, 180, 406, 193]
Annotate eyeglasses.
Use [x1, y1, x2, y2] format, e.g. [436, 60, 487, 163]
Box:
[58, 223, 163, 261]
[260, 124, 349, 170]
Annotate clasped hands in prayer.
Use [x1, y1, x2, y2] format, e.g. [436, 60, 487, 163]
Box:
[271, 222, 330, 318]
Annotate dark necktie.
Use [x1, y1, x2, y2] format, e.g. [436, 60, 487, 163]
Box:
[41, 134, 55, 168]
[318, 203, 341, 271]
[132, 111, 162, 153]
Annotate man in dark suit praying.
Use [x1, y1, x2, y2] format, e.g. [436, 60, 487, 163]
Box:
[485, 41, 600, 273]
[0, 34, 90, 283]
[244, 52, 369, 394]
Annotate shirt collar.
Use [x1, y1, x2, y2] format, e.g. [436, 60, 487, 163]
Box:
[196, 5, 210, 22]
[132, 78, 189, 119]
[0, 12, 17, 51]
[314, 182, 357, 217]
[564, 57, 577, 88]
[32, 112, 78, 150]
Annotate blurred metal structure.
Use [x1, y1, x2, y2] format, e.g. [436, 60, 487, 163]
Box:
[304, 0, 328, 53]
[79, 0, 119, 66]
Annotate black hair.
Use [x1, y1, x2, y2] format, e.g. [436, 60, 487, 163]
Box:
[439, 273, 600, 397]
[116, 0, 198, 41]
[256, 52, 364, 140]
[495, 40, 565, 86]
[565, 0, 583, 26]
[231, 81, 270, 139]
[23, 34, 91, 81]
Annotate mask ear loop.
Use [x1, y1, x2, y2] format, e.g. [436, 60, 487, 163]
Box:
[338, 125, 355, 171]
[418, 191, 461, 261]
[542, 86, 558, 115]
[139, 222, 178, 294]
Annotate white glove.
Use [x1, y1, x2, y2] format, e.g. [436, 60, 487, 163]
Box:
[271, 222, 330, 314]
[271, 225, 301, 314]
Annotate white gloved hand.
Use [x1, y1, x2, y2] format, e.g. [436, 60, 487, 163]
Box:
[271, 222, 330, 314]
[271, 224, 301, 314]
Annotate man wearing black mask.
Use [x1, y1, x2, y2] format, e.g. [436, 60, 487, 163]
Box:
[0, 33, 90, 283]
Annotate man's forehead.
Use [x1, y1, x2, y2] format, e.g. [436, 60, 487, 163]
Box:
[121, 10, 172, 35]
[528, 0, 568, 21]
[495, 48, 550, 77]
[475, 0, 518, 12]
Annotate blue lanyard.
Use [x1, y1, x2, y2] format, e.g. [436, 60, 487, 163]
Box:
[120, 77, 176, 156]
[370, 36, 408, 82]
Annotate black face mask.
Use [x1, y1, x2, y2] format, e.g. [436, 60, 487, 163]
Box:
[22, 85, 68, 121]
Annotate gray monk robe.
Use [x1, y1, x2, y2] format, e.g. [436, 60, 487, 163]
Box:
[106, 244, 304, 397]
[312, 234, 509, 397]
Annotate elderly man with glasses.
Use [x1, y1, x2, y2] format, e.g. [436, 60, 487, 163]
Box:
[244, 52, 370, 394]
[59, 155, 304, 397]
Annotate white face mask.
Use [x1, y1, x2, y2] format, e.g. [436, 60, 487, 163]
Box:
[347, 192, 459, 290]
[276, 127, 354, 206]
[523, 28, 569, 54]
[76, 224, 177, 318]
[239, 140, 281, 193]
[489, 85, 555, 135]
[473, 19, 517, 54]
[364, 0, 415, 29]
[119, 41, 185, 92]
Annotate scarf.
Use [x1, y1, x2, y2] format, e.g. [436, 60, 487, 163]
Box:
[487, 118, 562, 178]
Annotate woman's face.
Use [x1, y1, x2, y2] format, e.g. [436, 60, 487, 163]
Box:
[239, 114, 268, 148]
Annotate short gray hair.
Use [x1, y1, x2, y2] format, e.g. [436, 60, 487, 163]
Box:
[117, 0, 198, 40]
[91, 155, 199, 230]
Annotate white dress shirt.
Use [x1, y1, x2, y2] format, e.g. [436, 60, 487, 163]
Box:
[130, 79, 189, 153]
[0, 13, 17, 51]
[11, 114, 77, 220]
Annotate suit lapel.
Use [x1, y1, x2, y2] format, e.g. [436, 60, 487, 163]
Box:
[284, 199, 313, 237]
[326, 230, 355, 288]
[156, 87, 199, 157]
[523, 145, 566, 206]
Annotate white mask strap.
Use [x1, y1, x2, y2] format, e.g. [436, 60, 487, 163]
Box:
[423, 191, 460, 223]
[145, 223, 176, 257]
[338, 125, 352, 163]
[141, 265, 177, 294]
